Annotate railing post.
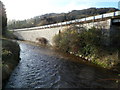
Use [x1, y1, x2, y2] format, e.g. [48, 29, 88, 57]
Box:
[114, 12, 115, 17]
[102, 14, 104, 20]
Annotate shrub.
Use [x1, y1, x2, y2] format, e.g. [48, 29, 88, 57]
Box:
[2, 39, 20, 87]
[53, 25, 119, 69]
[36, 37, 48, 45]
[53, 26, 103, 54]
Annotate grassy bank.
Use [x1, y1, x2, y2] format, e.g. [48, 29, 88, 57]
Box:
[2, 31, 20, 88]
[53, 26, 120, 72]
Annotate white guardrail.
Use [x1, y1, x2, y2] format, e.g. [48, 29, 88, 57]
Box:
[12, 11, 120, 31]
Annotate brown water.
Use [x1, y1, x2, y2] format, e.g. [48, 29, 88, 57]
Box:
[6, 41, 120, 88]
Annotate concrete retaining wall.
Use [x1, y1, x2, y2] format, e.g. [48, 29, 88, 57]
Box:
[13, 19, 112, 45]
[13, 26, 67, 45]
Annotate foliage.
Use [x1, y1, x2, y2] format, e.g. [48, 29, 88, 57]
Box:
[53, 26, 102, 54]
[0, 1, 7, 35]
[4, 30, 18, 39]
[53, 26, 119, 69]
[2, 39, 20, 63]
[36, 37, 48, 45]
[2, 39, 20, 87]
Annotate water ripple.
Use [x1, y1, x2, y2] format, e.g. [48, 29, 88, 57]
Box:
[6, 41, 120, 88]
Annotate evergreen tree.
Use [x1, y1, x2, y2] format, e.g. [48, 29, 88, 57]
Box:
[0, 1, 7, 35]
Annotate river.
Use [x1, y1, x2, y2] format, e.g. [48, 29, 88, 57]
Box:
[5, 41, 120, 88]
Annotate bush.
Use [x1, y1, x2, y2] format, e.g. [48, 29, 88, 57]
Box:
[53, 26, 102, 54]
[53, 25, 119, 69]
[53, 26, 80, 52]
[36, 37, 48, 45]
[2, 39, 20, 87]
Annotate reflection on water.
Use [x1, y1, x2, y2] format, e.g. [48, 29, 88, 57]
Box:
[6, 41, 120, 88]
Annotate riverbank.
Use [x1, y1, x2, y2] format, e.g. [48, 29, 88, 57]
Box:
[53, 26, 120, 73]
[2, 38, 20, 88]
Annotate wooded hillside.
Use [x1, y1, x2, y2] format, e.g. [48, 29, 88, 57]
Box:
[8, 8, 119, 30]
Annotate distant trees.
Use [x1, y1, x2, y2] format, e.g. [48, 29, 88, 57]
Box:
[0, 1, 7, 35]
[7, 8, 118, 30]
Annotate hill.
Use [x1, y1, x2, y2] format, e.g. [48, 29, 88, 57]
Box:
[8, 7, 119, 30]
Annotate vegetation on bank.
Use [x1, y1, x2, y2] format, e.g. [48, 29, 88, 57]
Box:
[2, 39, 20, 86]
[0, 1, 20, 88]
[36, 37, 48, 46]
[53, 26, 120, 71]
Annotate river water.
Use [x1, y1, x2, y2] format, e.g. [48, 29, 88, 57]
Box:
[6, 41, 120, 88]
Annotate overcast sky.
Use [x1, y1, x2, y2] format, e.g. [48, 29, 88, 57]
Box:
[1, 0, 120, 20]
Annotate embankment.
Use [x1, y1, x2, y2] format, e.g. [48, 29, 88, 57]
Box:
[2, 39, 20, 88]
